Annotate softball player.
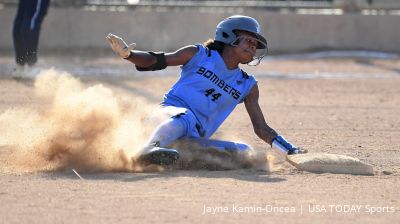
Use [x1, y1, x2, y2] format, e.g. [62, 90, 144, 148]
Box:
[106, 15, 307, 165]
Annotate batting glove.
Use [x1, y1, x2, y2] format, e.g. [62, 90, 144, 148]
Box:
[106, 33, 136, 59]
[272, 135, 307, 155]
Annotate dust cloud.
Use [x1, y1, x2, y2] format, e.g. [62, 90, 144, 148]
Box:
[1, 69, 157, 172]
[0, 69, 271, 173]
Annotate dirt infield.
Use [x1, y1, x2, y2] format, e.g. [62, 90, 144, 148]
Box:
[0, 55, 399, 223]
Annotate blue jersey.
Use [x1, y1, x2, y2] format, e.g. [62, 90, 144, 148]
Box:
[163, 44, 257, 138]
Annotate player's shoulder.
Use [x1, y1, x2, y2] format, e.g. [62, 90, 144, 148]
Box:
[239, 69, 256, 81]
[188, 43, 212, 57]
[180, 44, 211, 68]
[177, 45, 199, 57]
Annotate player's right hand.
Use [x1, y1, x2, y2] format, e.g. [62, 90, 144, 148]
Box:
[106, 33, 136, 59]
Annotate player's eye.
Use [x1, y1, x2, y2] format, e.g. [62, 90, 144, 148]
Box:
[245, 38, 257, 46]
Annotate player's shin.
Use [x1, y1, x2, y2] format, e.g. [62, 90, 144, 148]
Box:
[136, 117, 187, 166]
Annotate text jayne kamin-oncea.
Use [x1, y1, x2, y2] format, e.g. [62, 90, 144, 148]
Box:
[202, 204, 296, 215]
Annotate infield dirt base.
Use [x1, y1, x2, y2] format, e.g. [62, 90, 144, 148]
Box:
[0, 56, 399, 223]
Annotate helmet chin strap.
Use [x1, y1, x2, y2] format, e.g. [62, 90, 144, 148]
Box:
[246, 56, 263, 66]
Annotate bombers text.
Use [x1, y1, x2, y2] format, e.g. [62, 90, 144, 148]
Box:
[196, 67, 241, 100]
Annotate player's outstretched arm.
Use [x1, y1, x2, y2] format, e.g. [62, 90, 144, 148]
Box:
[244, 84, 305, 155]
[244, 84, 278, 145]
[106, 33, 197, 70]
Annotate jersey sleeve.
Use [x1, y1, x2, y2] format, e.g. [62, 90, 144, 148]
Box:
[239, 75, 257, 104]
[181, 44, 208, 71]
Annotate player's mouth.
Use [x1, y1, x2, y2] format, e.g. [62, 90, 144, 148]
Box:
[244, 49, 255, 58]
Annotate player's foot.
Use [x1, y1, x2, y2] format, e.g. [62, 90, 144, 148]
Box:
[288, 148, 308, 155]
[11, 64, 26, 79]
[137, 147, 180, 166]
[25, 65, 42, 78]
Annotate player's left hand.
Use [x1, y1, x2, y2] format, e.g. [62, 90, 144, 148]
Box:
[272, 135, 308, 155]
[106, 33, 136, 59]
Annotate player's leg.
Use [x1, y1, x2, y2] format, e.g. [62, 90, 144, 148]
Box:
[26, 0, 50, 66]
[188, 138, 252, 152]
[137, 115, 187, 165]
[146, 116, 188, 148]
[12, 0, 26, 66]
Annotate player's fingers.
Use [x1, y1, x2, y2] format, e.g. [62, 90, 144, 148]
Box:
[107, 39, 118, 50]
[106, 36, 113, 45]
[106, 33, 116, 41]
[127, 43, 136, 51]
[107, 33, 118, 39]
[109, 37, 117, 46]
[107, 34, 118, 43]
[110, 37, 120, 47]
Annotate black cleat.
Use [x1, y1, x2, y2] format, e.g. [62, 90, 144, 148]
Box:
[137, 147, 180, 166]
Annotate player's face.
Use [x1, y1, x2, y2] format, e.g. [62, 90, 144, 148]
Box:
[231, 31, 259, 63]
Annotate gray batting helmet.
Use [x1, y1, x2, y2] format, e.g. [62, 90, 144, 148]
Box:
[215, 15, 267, 49]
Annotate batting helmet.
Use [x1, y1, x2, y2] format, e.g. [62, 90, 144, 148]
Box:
[215, 15, 267, 49]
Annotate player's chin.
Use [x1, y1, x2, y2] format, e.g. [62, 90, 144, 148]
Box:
[241, 55, 253, 64]
[243, 51, 255, 61]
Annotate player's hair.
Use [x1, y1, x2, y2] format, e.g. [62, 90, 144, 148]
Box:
[204, 29, 242, 53]
[203, 39, 225, 53]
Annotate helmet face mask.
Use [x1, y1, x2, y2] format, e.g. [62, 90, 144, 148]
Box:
[214, 15, 268, 66]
